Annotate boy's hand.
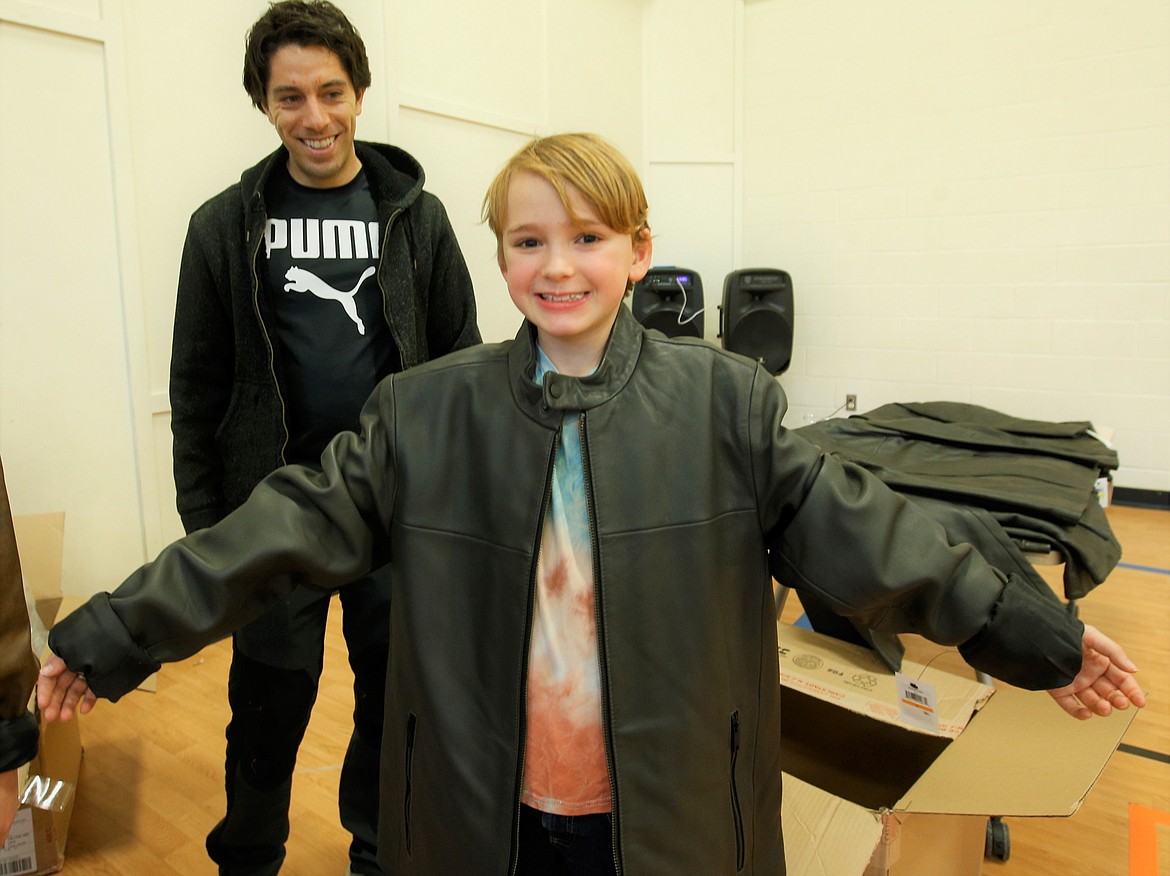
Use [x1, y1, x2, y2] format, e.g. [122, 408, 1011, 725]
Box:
[37, 654, 97, 723]
[1047, 624, 1146, 720]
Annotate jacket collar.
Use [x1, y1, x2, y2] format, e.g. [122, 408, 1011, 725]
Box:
[508, 306, 644, 426]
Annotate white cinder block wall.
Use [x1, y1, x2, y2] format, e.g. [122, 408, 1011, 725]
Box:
[740, 0, 1170, 492]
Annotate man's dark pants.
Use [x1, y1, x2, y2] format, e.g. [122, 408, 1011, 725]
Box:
[206, 567, 390, 876]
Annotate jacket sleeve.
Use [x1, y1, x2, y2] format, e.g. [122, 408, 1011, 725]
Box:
[48, 380, 400, 701]
[751, 369, 1083, 691]
[169, 212, 235, 533]
[0, 456, 39, 772]
[421, 194, 481, 356]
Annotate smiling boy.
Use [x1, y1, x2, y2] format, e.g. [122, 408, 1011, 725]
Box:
[496, 156, 651, 376]
[41, 133, 1142, 876]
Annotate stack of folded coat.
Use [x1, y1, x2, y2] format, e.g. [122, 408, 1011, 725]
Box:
[793, 401, 1120, 667]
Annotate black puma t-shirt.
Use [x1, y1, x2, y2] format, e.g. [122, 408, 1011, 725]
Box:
[264, 164, 400, 463]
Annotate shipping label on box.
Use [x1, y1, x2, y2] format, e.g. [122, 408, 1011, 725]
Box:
[0, 808, 39, 875]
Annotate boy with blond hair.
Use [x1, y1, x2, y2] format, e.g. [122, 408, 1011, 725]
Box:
[41, 133, 1143, 876]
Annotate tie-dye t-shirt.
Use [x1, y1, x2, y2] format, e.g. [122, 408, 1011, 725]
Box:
[519, 348, 610, 815]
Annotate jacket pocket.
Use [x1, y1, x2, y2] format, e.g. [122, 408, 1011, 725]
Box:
[730, 710, 745, 872]
[404, 712, 417, 855]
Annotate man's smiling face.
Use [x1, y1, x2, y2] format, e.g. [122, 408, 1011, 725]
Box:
[262, 43, 365, 189]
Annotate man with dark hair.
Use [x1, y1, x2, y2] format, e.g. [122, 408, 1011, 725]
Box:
[241, 0, 372, 113]
[168, 2, 479, 873]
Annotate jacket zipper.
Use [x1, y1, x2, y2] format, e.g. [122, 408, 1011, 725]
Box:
[248, 204, 290, 465]
[730, 710, 745, 871]
[509, 427, 560, 876]
[580, 412, 623, 876]
[404, 711, 417, 855]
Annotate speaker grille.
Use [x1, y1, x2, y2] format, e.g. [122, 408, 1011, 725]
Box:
[728, 310, 793, 373]
[632, 266, 705, 338]
[720, 268, 794, 374]
[641, 309, 703, 338]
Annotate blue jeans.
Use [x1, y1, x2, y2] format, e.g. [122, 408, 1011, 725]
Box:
[516, 804, 617, 876]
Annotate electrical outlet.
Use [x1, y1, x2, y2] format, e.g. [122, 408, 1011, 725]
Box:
[845, 394, 857, 412]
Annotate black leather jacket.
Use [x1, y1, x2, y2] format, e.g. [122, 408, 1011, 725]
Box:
[50, 308, 1082, 875]
[169, 141, 480, 533]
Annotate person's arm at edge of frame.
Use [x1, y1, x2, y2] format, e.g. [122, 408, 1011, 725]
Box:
[0, 455, 41, 845]
[37, 379, 400, 725]
[752, 369, 1146, 721]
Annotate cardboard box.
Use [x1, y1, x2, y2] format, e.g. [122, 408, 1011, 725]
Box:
[4, 717, 80, 876]
[778, 623, 1137, 876]
[1, 513, 80, 876]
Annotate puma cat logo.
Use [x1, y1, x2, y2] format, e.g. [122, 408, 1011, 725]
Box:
[283, 265, 376, 335]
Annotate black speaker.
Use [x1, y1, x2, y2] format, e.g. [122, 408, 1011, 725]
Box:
[631, 267, 704, 338]
[719, 268, 794, 374]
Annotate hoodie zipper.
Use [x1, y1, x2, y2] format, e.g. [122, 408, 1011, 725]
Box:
[248, 207, 290, 465]
[249, 201, 404, 465]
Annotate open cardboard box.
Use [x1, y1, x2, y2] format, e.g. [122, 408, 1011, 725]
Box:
[778, 623, 1137, 876]
[1, 513, 80, 876]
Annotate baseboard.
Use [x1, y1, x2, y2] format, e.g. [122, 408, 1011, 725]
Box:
[1111, 487, 1170, 510]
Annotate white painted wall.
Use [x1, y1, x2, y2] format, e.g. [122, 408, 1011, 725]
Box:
[643, 0, 741, 344]
[740, 0, 1170, 492]
[0, 9, 146, 596]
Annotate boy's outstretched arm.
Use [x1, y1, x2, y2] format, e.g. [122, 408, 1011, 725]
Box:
[756, 383, 1145, 706]
[1047, 624, 1146, 720]
[39, 392, 397, 714]
[36, 655, 96, 723]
